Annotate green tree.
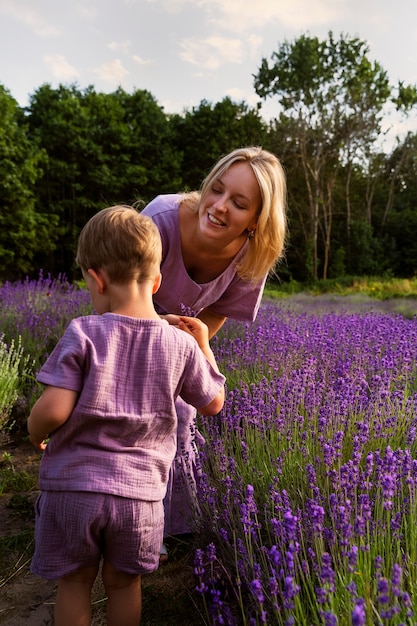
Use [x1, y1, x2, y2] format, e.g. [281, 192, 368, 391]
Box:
[0, 85, 51, 280]
[254, 32, 395, 279]
[26, 84, 182, 277]
[383, 132, 417, 276]
[170, 97, 268, 190]
[110, 88, 182, 201]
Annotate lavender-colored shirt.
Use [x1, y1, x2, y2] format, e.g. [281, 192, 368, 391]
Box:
[142, 194, 266, 321]
[36, 313, 225, 501]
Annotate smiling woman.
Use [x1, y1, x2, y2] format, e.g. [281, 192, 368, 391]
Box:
[141, 146, 287, 559]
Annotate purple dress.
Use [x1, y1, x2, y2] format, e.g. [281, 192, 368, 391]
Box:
[143, 195, 266, 536]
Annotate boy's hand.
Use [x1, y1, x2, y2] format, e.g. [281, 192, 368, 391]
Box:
[29, 435, 48, 451]
[177, 316, 210, 349]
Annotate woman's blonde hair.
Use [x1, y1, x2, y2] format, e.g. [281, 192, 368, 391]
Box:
[184, 147, 287, 283]
[76, 205, 162, 284]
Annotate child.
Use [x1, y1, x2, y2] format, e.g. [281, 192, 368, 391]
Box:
[27, 205, 225, 626]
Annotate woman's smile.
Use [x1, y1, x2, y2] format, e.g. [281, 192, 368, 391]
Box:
[207, 212, 226, 227]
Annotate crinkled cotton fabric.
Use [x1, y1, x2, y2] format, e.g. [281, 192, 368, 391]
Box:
[36, 313, 225, 501]
[31, 491, 164, 579]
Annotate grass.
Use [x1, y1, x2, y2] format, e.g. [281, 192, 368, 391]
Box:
[266, 274, 417, 300]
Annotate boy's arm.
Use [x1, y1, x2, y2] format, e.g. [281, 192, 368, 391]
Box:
[177, 316, 220, 371]
[177, 316, 225, 415]
[197, 390, 224, 416]
[27, 385, 78, 450]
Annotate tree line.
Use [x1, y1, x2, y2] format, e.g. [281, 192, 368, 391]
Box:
[1, 32, 417, 284]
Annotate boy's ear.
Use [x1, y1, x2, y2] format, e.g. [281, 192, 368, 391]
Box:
[152, 272, 162, 294]
[87, 268, 107, 294]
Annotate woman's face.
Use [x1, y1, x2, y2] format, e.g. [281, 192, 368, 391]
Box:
[198, 161, 261, 245]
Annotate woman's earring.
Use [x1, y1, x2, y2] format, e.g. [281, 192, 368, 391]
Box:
[248, 229, 255, 239]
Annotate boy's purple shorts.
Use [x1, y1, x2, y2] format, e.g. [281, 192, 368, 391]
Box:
[30, 491, 164, 580]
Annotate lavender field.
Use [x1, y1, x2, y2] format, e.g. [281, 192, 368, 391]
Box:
[196, 301, 417, 625]
[1, 275, 417, 625]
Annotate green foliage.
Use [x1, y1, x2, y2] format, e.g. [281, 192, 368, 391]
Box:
[0, 336, 33, 431]
[26, 84, 183, 278]
[0, 452, 37, 494]
[254, 32, 400, 281]
[0, 86, 50, 280]
[171, 97, 268, 189]
[2, 33, 417, 283]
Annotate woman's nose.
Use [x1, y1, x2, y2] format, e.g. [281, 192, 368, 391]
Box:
[213, 194, 227, 211]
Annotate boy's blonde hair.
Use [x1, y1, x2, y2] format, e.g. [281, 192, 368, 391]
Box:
[183, 146, 287, 283]
[76, 205, 162, 284]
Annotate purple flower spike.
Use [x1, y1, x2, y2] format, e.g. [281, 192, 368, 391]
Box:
[351, 598, 366, 625]
[250, 579, 264, 603]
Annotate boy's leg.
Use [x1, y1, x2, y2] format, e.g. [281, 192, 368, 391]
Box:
[102, 560, 142, 626]
[54, 564, 99, 626]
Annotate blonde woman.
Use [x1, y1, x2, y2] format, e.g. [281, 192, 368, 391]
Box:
[142, 146, 287, 560]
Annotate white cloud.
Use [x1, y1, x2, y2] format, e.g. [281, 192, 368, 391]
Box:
[95, 59, 130, 84]
[133, 55, 155, 66]
[225, 87, 245, 100]
[43, 54, 79, 80]
[164, 0, 349, 32]
[144, 0, 189, 12]
[179, 36, 244, 70]
[0, 0, 61, 37]
[108, 40, 131, 54]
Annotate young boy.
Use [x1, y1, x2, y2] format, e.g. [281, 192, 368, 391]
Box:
[27, 205, 225, 626]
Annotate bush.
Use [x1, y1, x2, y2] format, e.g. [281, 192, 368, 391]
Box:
[0, 336, 32, 432]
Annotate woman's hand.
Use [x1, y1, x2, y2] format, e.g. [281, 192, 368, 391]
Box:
[160, 313, 181, 326]
[29, 435, 48, 451]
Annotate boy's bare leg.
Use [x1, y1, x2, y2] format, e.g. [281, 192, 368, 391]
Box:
[54, 564, 99, 626]
[102, 560, 142, 626]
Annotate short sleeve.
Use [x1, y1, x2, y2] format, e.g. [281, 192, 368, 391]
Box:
[37, 320, 86, 392]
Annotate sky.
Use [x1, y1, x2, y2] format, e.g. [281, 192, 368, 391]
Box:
[1, 0, 417, 146]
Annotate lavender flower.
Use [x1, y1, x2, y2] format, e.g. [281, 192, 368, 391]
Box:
[351, 598, 366, 625]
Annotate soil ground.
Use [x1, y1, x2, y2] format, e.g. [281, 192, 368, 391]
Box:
[0, 435, 56, 625]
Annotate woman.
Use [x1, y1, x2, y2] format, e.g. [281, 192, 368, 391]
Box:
[141, 146, 287, 560]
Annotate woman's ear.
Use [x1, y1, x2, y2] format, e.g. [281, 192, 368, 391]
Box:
[87, 268, 107, 294]
[152, 272, 162, 294]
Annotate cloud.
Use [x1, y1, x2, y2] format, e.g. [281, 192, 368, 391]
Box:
[163, 0, 349, 32]
[133, 55, 155, 66]
[43, 54, 79, 80]
[0, 0, 61, 37]
[144, 0, 189, 12]
[108, 40, 131, 54]
[95, 59, 130, 84]
[179, 36, 244, 70]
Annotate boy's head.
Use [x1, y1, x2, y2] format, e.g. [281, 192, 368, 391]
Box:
[76, 205, 162, 284]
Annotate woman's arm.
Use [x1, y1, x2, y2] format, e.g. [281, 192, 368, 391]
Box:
[197, 306, 227, 339]
[27, 385, 78, 450]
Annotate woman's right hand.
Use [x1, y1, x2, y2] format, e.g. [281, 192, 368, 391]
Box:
[161, 314, 181, 326]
